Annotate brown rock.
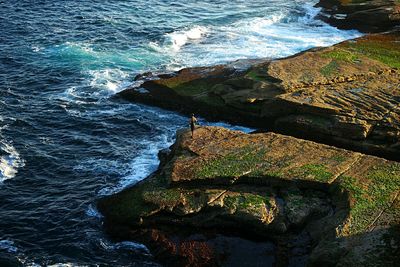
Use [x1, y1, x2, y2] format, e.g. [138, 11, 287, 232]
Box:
[98, 127, 400, 266]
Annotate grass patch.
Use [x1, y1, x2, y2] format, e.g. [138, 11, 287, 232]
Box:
[172, 80, 212, 96]
[339, 163, 400, 234]
[224, 193, 268, 211]
[100, 184, 157, 223]
[291, 164, 333, 182]
[345, 40, 400, 68]
[320, 60, 340, 77]
[143, 188, 182, 206]
[246, 70, 265, 81]
[196, 146, 267, 179]
[322, 50, 359, 63]
[184, 190, 212, 210]
[319, 34, 400, 72]
[253, 169, 284, 178]
[330, 154, 347, 163]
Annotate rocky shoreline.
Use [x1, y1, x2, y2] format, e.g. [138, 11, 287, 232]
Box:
[99, 1, 400, 266]
[119, 31, 400, 160]
[98, 127, 400, 266]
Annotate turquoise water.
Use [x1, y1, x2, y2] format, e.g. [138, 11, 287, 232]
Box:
[0, 0, 360, 266]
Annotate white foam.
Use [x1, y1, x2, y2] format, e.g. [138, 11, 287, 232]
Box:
[65, 86, 80, 98]
[0, 141, 25, 182]
[147, 3, 361, 71]
[0, 239, 18, 253]
[96, 115, 254, 196]
[297, 2, 321, 24]
[245, 13, 286, 29]
[186, 26, 208, 40]
[99, 239, 150, 254]
[23, 261, 88, 267]
[64, 41, 94, 54]
[53, 68, 131, 110]
[88, 68, 130, 93]
[98, 134, 171, 195]
[48, 41, 135, 101]
[164, 26, 208, 51]
[31, 46, 43, 52]
[85, 204, 103, 219]
[102, 15, 116, 24]
[113, 241, 150, 253]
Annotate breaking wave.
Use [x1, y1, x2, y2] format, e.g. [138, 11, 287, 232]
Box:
[0, 141, 25, 182]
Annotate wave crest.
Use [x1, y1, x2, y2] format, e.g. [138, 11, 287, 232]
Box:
[163, 26, 209, 51]
[0, 239, 18, 253]
[0, 141, 25, 182]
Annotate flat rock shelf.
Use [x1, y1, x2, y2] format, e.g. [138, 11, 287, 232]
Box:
[118, 31, 400, 161]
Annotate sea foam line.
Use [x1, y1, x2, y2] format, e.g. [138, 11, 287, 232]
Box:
[98, 133, 173, 196]
[99, 239, 150, 254]
[147, 2, 361, 71]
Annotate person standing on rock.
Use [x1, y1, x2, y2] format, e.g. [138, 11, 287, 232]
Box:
[189, 114, 198, 138]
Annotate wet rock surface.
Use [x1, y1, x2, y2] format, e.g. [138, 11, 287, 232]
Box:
[98, 127, 400, 266]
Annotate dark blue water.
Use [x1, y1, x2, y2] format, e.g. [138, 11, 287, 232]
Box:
[0, 0, 360, 265]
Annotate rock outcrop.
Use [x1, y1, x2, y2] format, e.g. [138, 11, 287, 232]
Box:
[118, 32, 400, 160]
[98, 126, 400, 266]
[105, 4, 400, 265]
[317, 0, 400, 33]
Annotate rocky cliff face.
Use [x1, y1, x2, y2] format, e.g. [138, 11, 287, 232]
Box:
[119, 31, 400, 160]
[98, 127, 400, 266]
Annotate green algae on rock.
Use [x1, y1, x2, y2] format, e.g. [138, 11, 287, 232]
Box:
[98, 126, 400, 266]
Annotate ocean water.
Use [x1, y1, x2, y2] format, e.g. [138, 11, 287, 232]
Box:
[0, 0, 361, 265]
